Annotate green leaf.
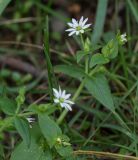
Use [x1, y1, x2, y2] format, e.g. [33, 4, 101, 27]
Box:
[85, 73, 115, 112]
[28, 103, 57, 115]
[14, 117, 31, 147]
[0, 97, 17, 115]
[76, 51, 89, 63]
[90, 53, 109, 68]
[55, 135, 73, 158]
[102, 39, 118, 59]
[38, 114, 62, 147]
[91, 0, 108, 44]
[0, 0, 11, 15]
[56, 145, 73, 158]
[10, 138, 51, 160]
[54, 65, 86, 80]
[16, 87, 26, 108]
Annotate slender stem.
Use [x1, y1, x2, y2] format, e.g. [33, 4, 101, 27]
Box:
[80, 34, 84, 48]
[85, 56, 89, 74]
[57, 80, 85, 124]
[15, 104, 21, 114]
[57, 34, 87, 125]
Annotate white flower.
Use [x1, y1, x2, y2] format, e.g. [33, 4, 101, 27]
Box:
[53, 87, 74, 111]
[27, 117, 35, 123]
[26, 117, 35, 128]
[120, 33, 127, 43]
[66, 16, 91, 36]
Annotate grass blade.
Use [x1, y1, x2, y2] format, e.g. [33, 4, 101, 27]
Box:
[0, 0, 11, 15]
[91, 0, 108, 44]
[126, 0, 138, 23]
[44, 16, 58, 100]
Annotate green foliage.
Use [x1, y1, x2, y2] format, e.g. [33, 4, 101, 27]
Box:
[14, 117, 31, 147]
[0, 0, 11, 15]
[90, 53, 109, 68]
[1, 1, 138, 159]
[16, 87, 26, 108]
[11, 136, 52, 160]
[91, 0, 108, 44]
[102, 39, 118, 59]
[38, 114, 62, 148]
[0, 97, 17, 115]
[85, 73, 115, 112]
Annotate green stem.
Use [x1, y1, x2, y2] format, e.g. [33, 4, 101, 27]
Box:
[80, 34, 84, 48]
[57, 80, 85, 125]
[15, 104, 21, 114]
[85, 56, 89, 74]
[57, 34, 87, 125]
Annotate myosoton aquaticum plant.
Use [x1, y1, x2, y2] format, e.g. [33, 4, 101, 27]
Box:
[0, 16, 131, 160]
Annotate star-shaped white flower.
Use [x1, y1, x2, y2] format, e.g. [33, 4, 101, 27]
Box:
[53, 87, 74, 111]
[26, 117, 35, 128]
[27, 117, 35, 123]
[66, 16, 91, 36]
[120, 33, 127, 43]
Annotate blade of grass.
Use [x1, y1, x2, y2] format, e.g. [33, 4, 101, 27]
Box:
[126, 0, 138, 23]
[0, 0, 11, 15]
[44, 16, 58, 100]
[91, 0, 108, 44]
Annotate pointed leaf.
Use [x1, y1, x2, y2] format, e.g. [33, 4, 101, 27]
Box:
[14, 117, 31, 147]
[54, 65, 86, 80]
[38, 114, 62, 147]
[85, 73, 115, 112]
[90, 53, 109, 68]
[102, 39, 118, 59]
[0, 97, 17, 115]
[0, 0, 11, 15]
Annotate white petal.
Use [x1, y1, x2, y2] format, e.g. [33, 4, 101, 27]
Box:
[64, 93, 71, 99]
[54, 98, 60, 103]
[27, 117, 35, 123]
[66, 28, 75, 32]
[67, 22, 73, 27]
[80, 29, 84, 33]
[64, 99, 74, 104]
[60, 103, 65, 108]
[61, 90, 66, 98]
[76, 31, 80, 35]
[79, 16, 84, 25]
[83, 23, 91, 29]
[58, 86, 62, 97]
[53, 88, 59, 98]
[69, 31, 76, 36]
[63, 103, 72, 111]
[81, 18, 88, 26]
[72, 18, 78, 26]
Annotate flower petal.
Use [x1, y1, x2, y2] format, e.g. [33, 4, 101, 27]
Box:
[76, 31, 80, 35]
[81, 18, 88, 26]
[67, 22, 73, 27]
[65, 28, 75, 32]
[72, 18, 78, 26]
[83, 23, 91, 29]
[64, 93, 71, 99]
[64, 99, 74, 104]
[54, 98, 60, 103]
[53, 88, 59, 98]
[69, 30, 76, 36]
[63, 103, 72, 111]
[79, 16, 84, 26]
